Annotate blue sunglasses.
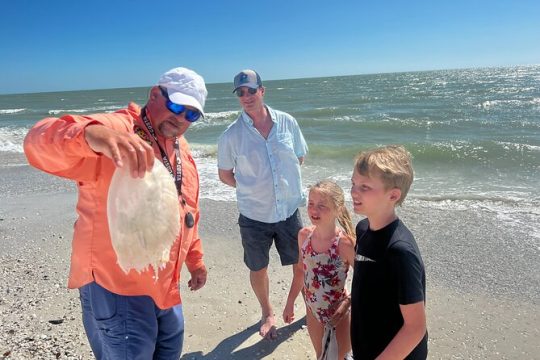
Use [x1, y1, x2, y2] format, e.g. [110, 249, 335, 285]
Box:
[159, 87, 201, 122]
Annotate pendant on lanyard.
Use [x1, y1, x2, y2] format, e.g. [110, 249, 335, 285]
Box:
[141, 109, 194, 229]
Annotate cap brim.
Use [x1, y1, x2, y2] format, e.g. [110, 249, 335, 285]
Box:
[168, 91, 205, 116]
[232, 83, 260, 92]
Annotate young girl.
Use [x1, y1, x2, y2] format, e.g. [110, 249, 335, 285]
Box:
[283, 180, 356, 360]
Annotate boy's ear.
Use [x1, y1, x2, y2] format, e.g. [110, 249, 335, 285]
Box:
[389, 188, 401, 203]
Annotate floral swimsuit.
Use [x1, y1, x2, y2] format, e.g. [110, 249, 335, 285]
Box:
[302, 229, 349, 324]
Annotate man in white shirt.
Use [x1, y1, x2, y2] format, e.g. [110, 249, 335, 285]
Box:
[217, 69, 308, 339]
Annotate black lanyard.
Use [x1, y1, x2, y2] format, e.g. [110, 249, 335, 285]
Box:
[140, 109, 195, 228]
[141, 110, 183, 197]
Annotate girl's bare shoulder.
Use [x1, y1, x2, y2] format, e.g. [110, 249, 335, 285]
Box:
[338, 232, 356, 250]
[298, 226, 315, 242]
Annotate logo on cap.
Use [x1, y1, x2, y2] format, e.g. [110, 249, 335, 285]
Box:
[239, 73, 249, 84]
[233, 69, 262, 92]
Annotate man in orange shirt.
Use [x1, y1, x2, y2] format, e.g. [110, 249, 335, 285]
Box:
[24, 67, 208, 359]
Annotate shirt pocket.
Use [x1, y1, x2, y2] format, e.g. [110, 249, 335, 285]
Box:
[275, 133, 296, 158]
[277, 133, 293, 148]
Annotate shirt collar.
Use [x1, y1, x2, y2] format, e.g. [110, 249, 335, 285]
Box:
[241, 105, 276, 126]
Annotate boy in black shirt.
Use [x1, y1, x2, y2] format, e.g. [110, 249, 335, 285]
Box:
[350, 145, 427, 359]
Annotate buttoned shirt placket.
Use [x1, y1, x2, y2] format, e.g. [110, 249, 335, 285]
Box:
[245, 114, 286, 220]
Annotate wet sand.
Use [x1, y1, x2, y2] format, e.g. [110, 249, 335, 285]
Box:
[1, 161, 538, 359]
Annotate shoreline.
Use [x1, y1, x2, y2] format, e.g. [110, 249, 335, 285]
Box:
[0, 166, 539, 359]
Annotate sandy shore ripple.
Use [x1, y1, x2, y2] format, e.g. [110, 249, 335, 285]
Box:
[1, 162, 539, 359]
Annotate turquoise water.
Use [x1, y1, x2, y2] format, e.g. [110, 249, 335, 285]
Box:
[1, 65, 539, 237]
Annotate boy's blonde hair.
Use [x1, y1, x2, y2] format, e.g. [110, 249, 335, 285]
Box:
[309, 180, 355, 239]
[354, 145, 414, 206]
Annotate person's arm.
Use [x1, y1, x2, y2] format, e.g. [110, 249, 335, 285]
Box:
[376, 301, 426, 359]
[24, 115, 101, 180]
[184, 210, 207, 291]
[217, 130, 238, 187]
[218, 168, 236, 187]
[85, 124, 154, 178]
[290, 115, 308, 164]
[328, 235, 356, 326]
[377, 240, 427, 359]
[24, 113, 153, 180]
[187, 264, 207, 291]
[185, 237, 206, 291]
[339, 234, 356, 268]
[282, 228, 309, 323]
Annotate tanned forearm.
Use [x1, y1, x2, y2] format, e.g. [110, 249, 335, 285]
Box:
[218, 169, 236, 187]
[376, 302, 426, 359]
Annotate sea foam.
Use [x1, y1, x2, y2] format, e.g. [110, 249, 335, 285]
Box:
[48, 105, 123, 115]
[0, 108, 26, 115]
[0, 127, 28, 153]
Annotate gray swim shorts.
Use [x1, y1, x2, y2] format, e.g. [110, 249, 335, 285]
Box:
[238, 210, 302, 271]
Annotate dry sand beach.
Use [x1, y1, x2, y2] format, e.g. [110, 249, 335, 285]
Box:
[1, 156, 539, 359]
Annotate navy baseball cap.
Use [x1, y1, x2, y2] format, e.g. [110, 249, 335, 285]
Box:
[233, 70, 263, 92]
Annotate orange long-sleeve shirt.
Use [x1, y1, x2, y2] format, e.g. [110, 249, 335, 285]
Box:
[24, 103, 204, 309]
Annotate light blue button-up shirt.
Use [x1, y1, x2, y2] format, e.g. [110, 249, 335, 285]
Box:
[217, 106, 308, 223]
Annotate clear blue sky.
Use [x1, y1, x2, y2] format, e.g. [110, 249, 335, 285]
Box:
[1, 0, 539, 94]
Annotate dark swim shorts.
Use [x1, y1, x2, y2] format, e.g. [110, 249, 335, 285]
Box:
[238, 210, 303, 271]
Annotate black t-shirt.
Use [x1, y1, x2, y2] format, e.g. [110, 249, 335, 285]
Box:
[350, 218, 428, 360]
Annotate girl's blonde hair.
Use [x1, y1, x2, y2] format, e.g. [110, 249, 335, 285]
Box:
[309, 180, 355, 239]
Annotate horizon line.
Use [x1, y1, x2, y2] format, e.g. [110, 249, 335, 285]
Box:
[2, 63, 539, 96]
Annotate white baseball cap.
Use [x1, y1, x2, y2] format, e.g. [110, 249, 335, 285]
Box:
[158, 67, 207, 116]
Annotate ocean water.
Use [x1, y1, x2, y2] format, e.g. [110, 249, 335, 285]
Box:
[1, 66, 539, 241]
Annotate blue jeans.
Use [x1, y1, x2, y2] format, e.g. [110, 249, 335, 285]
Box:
[79, 282, 184, 360]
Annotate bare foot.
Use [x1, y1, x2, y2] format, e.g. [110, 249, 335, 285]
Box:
[259, 314, 277, 339]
